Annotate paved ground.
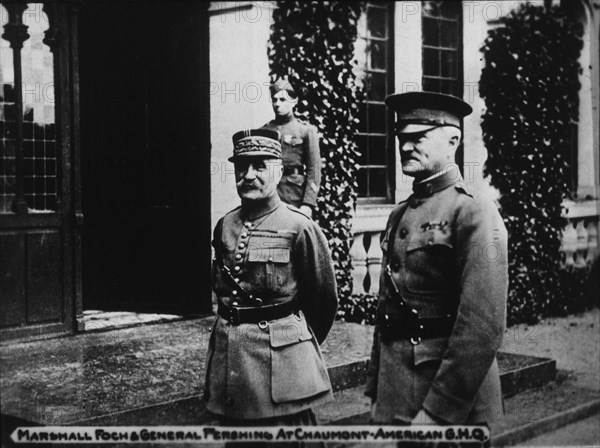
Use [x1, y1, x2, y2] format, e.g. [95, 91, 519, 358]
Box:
[82, 310, 182, 332]
[0, 317, 372, 425]
[518, 414, 600, 446]
[1, 308, 598, 447]
[501, 308, 600, 392]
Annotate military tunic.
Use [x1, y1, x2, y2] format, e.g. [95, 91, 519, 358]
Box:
[261, 117, 321, 209]
[206, 194, 338, 419]
[365, 170, 508, 424]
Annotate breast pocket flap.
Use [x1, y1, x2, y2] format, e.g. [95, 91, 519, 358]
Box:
[406, 229, 453, 253]
[269, 314, 313, 348]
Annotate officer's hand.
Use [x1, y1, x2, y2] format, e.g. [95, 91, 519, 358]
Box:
[369, 402, 377, 422]
[411, 409, 445, 425]
[299, 205, 313, 218]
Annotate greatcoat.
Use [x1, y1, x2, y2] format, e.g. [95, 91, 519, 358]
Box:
[365, 169, 508, 424]
[205, 195, 338, 419]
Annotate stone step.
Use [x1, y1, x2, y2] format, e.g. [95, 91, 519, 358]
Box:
[0, 318, 560, 435]
[317, 371, 600, 447]
[69, 352, 556, 428]
[328, 351, 556, 396]
[63, 371, 599, 448]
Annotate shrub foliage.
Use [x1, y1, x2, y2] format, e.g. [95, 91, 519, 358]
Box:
[268, 1, 365, 306]
[480, 4, 583, 324]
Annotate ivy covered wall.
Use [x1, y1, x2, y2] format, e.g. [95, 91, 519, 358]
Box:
[480, 3, 584, 324]
[268, 1, 365, 307]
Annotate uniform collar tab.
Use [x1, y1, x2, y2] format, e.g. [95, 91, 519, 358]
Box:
[413, 168, 462, 197]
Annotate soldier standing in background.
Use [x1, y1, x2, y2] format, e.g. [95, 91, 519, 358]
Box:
[262, 79, 321, 218]
[365, 92, 508, 426]
[205, 129, 337, 444]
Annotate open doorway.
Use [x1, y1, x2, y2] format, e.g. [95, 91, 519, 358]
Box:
[78, 2, 212, 315]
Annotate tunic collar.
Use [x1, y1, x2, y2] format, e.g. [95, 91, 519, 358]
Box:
[413, 166, 461, 197]
[240, 194, 282, 221]
[274, 114, 296, 125]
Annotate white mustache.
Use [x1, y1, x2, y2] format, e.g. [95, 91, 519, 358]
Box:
[239, 181, 259, 189]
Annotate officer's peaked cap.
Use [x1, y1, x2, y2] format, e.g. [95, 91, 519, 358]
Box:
[270, 78, 298, 99]
[385, 91, 473, 134]
[230, 129, 282, 162]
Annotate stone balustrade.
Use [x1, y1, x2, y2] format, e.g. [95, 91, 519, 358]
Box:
[560, 215, 599, 269]
[349, 230, 383, 295]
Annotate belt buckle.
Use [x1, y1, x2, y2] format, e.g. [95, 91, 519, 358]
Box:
[229, 306, 241, 326]
[410, 309, 422, 346]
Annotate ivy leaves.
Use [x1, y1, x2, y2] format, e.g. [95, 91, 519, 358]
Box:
[480, 3, 583, 324]
[268, 1, 365, 309]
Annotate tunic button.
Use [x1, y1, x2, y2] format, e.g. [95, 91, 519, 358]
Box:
[399, 228, 408, 239]
[427, 240, 433, 245]
[238, 243, 246, 249]
[241, 233, 248, 239]
[233, 266, 241, 272]
[235, 254, 242, 260]
[268, 256, 273, 262]
[391, 261, 400, 271]
[232, 301, 239, 306]
[245, 222, 253, 229]
[226, 398, 235, 407]
[232, 290, 238, 296]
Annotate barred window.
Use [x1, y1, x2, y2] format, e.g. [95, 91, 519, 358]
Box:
[421, 1, 464, 169]
[1, 3, 57, 214]
[421, 1, 462, 96]
[355, 1, 395, 202]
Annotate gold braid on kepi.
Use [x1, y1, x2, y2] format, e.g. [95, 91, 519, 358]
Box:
[385, 91, 473, 135]
[229, 129, 282, 162]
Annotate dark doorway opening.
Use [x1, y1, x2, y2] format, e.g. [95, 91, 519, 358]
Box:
[78, 2, 211, 314]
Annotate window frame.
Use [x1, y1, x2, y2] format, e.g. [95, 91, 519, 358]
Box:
[356, 1, 395, 205]
[420, 0, 465, 172]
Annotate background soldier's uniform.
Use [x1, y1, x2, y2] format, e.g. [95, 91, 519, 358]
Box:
[365, 169, 508, 424]
[206, 193, 338, 421]
[262, 117, 321, 210]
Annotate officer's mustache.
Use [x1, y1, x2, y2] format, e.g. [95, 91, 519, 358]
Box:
[237, 180, 260, 189]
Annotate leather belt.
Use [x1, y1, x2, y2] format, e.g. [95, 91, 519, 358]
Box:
[383, 315, 455, 342]
[398, 316, 456, 339]
[283, 165, 304, 176]
[218, 300, 298, 325]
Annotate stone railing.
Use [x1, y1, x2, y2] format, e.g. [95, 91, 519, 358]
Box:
[560, 201, 599, 268]
[350, 200, 600, 295]
[350, 229, 384, 295]
[349, 205, 393, 295]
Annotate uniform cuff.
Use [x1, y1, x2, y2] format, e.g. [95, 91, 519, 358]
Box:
[422, 385, 472, 424]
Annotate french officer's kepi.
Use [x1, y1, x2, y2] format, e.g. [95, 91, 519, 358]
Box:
[230, 129, 282, 162]
[385, 91, 473, 134]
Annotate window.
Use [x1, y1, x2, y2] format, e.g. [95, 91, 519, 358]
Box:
[355, 2, 394, 202]
[421, 1, 464, 168]
[0, 3, 58, 214]
[421, 1, 462, 96]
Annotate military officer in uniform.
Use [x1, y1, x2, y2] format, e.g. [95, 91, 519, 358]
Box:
[365, 92, 508, 425]
[205, 129, 338, 432]
[261, 79, 321, 218]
